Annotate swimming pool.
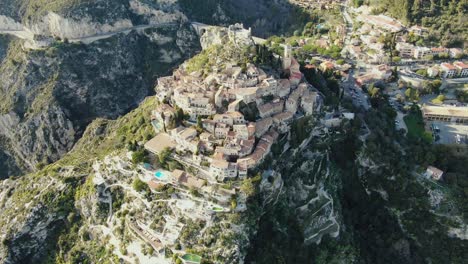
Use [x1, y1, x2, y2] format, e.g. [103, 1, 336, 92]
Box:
[154, 170, 168, 180]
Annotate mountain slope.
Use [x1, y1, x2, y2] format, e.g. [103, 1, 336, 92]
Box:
[0, 24, 199, 178]
[366, 0, 467, 47]
[0, 95, 156, 263]
[246, 98, 468, 263]
[178, 0, 311, 37]
[0, 0, 203, 178]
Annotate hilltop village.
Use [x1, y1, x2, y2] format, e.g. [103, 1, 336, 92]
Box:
[144, 24, 319, 183]
[86, 24, 321, 263]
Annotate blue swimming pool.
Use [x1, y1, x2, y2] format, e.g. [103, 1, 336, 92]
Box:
[154, 171, 167, 180]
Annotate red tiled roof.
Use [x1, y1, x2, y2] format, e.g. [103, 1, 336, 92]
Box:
[441, 63, 457, 70]
[454, 61, 468, 69]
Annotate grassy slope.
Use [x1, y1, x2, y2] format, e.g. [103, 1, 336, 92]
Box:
[0, 96, 155, 263]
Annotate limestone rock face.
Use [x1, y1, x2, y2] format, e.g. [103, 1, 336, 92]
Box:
[200, 26, 228, 50]
[0, 106, 75, 171]
[0, 1, 200, 175]
[0, 14, 200, 178]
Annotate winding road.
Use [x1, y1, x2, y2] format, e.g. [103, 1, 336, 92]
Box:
[0, 22, 179, 46]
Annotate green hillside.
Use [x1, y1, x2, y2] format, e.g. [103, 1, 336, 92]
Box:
[358, 0, 468, 47]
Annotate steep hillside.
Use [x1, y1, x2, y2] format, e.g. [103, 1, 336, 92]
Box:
[246, 97, 468, 263]
[365, 0, 467, 47]
[179, 0, 311, 37]
[0, 95, 156, 263]
[0, 0, 203, 178]
[0, 24, 199, 179]
[0, 0, 314, 179]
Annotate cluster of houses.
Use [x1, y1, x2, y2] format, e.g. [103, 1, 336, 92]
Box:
[355, 64, 393, 86]
[343, 19, 393, 64]
[438, 62, 468, 78]
[345, 8, 465, 65]
[357, 14, 404, 33]
[396, 42, 464, 60]
[146, 42, 318, 183]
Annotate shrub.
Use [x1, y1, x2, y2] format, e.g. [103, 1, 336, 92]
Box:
[336, 59, 345, 65]
[132, 149, 148, 164]
[133, 178, 149, 193]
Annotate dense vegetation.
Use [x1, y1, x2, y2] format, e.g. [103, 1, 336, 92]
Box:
[178, 0, 312, 37]
[247, 77, 468, 263]
[358, 0, 468, 47]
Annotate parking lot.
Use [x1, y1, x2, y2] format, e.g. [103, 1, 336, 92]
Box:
[429, 121, 468, 145]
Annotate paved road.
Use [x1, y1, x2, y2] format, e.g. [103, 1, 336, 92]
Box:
[0, 22, 178, 45]
[445, 77, 468, 84]
[68, 23, 178, 44]
[429, 121, 468, 145]
[395, 110, 407, 132]
[342, 70, 371, 110]
[0, 29, 34, 40]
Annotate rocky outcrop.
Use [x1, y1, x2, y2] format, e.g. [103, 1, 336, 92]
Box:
[0, 1, 204, 178]
[0, 107, 75, 171]
[0, 23, 200, 178]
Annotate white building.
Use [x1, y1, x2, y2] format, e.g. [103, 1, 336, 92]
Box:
[151, 104, 176, 132]
[233, 123, 255, 140]
[258, 100, 284, 118]
[171, 127, 199, 153]
[413, 47, 432, 59]
[427, 66, 440, 78]
[277, 79, 291, 98]
[395, 43, 414, 58]
[441, 63, 457, 78]
[285, 97, 298, 113]
[301, 90, 317, 115]
[449, 48, 463, 59]
[210, 159, 238, 181]
[425, 166, 444, 180]
[454, 61, 468, 77]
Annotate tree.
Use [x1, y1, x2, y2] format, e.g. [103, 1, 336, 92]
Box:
[133, 178, 149, 192]
[368, 83, 381, 98]
[405, 87, 419, 101]
[230, 199, 237, 210]
[416, 69, 427, 76]
[431, 94, 445, 104]
[241, 178, 256, 197]
[158, 147, 172, 166]
[431, 80, 442, 93]
[132, 149, 148, 164]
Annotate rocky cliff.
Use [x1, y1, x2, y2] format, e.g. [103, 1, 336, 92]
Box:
[245, 104, 468, 263]
[0, 0, 200, 178]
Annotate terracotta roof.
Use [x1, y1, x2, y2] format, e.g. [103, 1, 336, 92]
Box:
[441, 63, 457, 70]
[148, 180, 166, 190]
[454, 61, 468, 69]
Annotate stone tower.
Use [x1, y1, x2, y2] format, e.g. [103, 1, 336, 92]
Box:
[283, 44, 292, 70]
